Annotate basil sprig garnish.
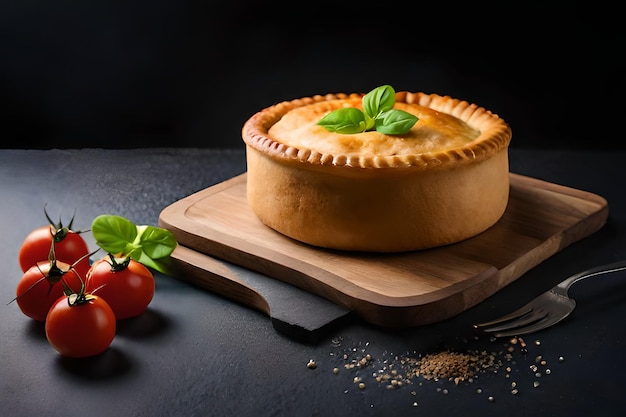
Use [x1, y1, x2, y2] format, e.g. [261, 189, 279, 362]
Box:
[317, 85, 418, 135]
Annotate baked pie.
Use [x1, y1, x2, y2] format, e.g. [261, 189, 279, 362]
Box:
[241, 86, 512, 252]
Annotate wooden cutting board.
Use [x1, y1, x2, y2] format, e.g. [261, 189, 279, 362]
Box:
[158, 173, 608, 328]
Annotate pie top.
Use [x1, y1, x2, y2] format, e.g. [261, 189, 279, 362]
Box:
[242, 91, 512, 170]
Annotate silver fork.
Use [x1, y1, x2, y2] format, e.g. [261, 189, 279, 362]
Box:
[474, 259, 626, 338]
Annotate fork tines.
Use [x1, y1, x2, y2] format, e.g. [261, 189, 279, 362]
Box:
[473, 299, 554, 338]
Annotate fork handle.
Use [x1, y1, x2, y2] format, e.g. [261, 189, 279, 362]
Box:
[556, 259, 626, 294]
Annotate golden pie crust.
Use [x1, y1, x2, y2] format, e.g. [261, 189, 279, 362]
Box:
[242, 91, 512, 252]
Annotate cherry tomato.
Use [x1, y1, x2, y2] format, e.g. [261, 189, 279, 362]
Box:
[45, 293, 116, 358]
[19, 224, 91, 279]
[86, 255, 155, 320]
[15, 260, 84, 322]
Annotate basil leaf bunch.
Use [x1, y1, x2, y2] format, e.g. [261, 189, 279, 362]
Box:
[317, 85, 418, 135]
[91, 214, 178, 274]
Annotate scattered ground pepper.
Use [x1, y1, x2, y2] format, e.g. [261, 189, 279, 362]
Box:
[414, 350, 500, 384]
[321, 334, 560, 405]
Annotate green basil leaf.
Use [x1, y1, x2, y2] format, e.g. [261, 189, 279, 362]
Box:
[136, 252, 176, 276]
[137, 225, 177, 259]
[364, 114, 376, 131]
[92, 215, 178, 275]
[317, 107, 366, 133]
[375, 109, 419, 135]
[362, 85, 396, 119]
[92, 214, 138, 255]
[317, 85, 418, 136]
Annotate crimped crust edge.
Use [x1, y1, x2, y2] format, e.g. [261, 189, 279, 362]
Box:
[242, 91, 512, 170]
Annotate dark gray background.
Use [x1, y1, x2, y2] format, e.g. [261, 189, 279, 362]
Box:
[1, 1, 623, 149]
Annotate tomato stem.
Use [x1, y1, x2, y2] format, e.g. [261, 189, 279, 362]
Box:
[67, 292, 95, 307]
[106, 253, 131, 272]
[43, 204, 90, 237]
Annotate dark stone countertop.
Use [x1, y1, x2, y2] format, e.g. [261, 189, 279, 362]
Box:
[1, 148, 625, 417]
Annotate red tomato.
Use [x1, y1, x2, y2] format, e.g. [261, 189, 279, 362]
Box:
[19, 224, 91, 279]
[15, 260, 84, 322]
[45, 294, 116, 358]
[86, 256, 155, 320]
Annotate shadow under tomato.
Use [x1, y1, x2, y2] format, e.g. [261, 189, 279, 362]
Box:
[56, 346, 133, 380]
[114, 307, 170, 339]
[25, 319, 47, 340]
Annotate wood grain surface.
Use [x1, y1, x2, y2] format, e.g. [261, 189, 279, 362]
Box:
[159, 173, 608, 327]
